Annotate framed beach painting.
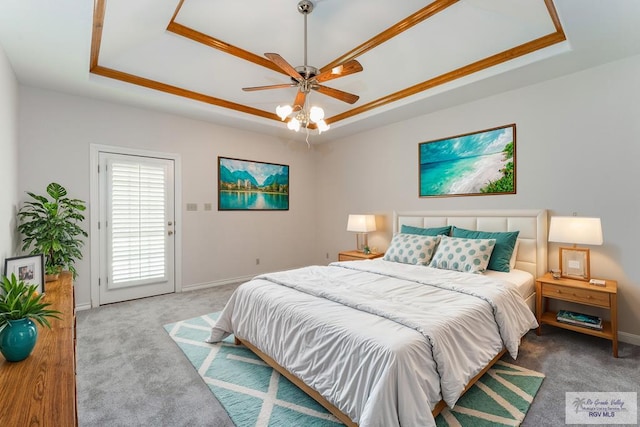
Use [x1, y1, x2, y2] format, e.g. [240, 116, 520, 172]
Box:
[218, 157, 289, 211]
[419, 124, 516, 198]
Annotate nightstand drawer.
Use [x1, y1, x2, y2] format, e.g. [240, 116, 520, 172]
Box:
[339, 254, 364, 261]
[542, 283, 610, 308]
[338, 251, 383, 262]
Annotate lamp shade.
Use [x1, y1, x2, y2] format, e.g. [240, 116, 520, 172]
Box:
[347, 214, 377, 233]
[548, 216, 603, 245]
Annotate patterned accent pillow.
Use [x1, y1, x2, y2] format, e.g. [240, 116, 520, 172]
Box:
[451, 226, 519, 272]
[383, 233, 441, 266]
[429, 235, 496, 274]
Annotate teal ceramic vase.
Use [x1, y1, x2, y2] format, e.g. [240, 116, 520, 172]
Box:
[0, 318, 38, 362]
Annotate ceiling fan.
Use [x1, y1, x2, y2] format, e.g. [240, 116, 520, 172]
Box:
[242, 0, 363, 131]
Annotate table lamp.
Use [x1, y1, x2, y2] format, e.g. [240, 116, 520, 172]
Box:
[347, 214, 376, 252]
[548, 216, 603, 281]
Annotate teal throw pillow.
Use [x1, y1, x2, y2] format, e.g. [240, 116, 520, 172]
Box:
[383, 233, 441, 266]
[451, 226, 519, 273]
[429, 235, 496, 274]
[400, 224, 452, 236]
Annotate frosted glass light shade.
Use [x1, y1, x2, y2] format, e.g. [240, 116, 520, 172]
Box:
[347, 214, 377, 233]
[309, 106, 324, 122]
[316, 120, 329, 133]
[548, 216, 603, 245]
[287, 117, 301, 132]
[276, 105, 292, 120]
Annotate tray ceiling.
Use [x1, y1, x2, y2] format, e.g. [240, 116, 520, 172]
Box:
[1, 1, 640, 141]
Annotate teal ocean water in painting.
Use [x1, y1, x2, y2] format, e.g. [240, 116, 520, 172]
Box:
[420, 152, 506, 196]
[420, 127, 513, 196]
[219, 191, 288, 210]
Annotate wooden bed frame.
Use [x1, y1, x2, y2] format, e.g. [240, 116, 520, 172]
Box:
[236, 336, 506, 425]
[235, 209, 548, 426]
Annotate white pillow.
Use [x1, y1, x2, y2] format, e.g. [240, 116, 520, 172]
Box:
[383, 233, 441, 266]
[509, 240, 520, 270]
[429, 235, 496, 274]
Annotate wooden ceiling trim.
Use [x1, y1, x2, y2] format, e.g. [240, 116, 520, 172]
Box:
[545, 0, 566, 37]
[90, 0, 106, 70]
[90, 0, 569, 131]
[90, 0, 280, 123]
[170, 0, 186, 23]
[320, 0, 459, 73]
[91, 65, 279, 121]
[327, 30, 567, 125]
[166, 22, 285, 76]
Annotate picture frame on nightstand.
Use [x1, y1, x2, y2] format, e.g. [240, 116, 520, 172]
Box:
[559, 247, 590, 281]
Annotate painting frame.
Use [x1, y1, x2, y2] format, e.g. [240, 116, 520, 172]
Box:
[559, 247, 590, 281]
[218, 156, 290, 211]
[418, 124, 516, 198]
[4, 254, 46, 294]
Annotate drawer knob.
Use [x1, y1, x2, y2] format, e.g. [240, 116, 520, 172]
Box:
[556, 290, 561, 293]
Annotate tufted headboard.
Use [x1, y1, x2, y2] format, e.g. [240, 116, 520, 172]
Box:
[393, 210, 548, 278]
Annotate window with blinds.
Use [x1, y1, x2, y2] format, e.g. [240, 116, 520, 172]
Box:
[108, 161, 167, 286]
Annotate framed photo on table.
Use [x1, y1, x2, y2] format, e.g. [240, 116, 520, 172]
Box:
[559, 247, 590, 281]
[4, 254, 45, 293]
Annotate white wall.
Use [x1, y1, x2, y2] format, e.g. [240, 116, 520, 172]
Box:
[18, 88, 318, 307]
[14, 52, 640, 337]
[316, 54, 640, 337]
[0, 43, 18, 264]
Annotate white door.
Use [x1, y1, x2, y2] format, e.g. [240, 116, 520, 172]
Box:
[98, 153, 175, 304]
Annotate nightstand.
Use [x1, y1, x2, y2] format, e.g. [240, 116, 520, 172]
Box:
[338, 250, 383, 261]
[536, 272, 618, 357]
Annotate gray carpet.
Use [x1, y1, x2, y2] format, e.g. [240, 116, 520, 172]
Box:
[76, 284, 640, 426]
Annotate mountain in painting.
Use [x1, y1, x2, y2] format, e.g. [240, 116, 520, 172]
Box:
[219, 165, 259, 187]
[263, 173, 288, 187]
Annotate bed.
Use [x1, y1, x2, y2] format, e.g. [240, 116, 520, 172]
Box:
[208, 209, 547, 426]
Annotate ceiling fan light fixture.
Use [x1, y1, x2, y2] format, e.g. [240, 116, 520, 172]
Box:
[276, 104, 293, 120]
[309, 106, 324, 122]
[287, 117, 301, 132]
[245, 0, 362, 136]
[316, 119, 330, 134]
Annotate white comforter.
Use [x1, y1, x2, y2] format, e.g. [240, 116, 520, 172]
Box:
[207, 259, 538, 427]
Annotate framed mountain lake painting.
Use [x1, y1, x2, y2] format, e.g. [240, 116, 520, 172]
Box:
[218, 157, 289, 210]
[419, 124, 516, 198]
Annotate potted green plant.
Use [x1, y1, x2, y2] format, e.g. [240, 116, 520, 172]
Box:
[0, 274, 61, 361]
[17, 182, 87, 280]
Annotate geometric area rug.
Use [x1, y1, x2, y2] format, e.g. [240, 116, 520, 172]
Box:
[165, 312, 544, 427]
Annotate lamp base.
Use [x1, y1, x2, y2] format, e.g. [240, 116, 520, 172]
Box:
[355, 233, 369, 252]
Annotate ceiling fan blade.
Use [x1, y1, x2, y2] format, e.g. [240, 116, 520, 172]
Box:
[315, 60, 363, 83]
[314, 85, 359, 104]
[265, 53, 303, 81]
[293, 91, 306, 110]
[242, 83, 297, 92]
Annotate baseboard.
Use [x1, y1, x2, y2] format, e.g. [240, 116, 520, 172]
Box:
[618, 331, 640, 347]
[75, 302, 92, 312]
[181, 275, 253, 292]
[74, 276, 250, 310]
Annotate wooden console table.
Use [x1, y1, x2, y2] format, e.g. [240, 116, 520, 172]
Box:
[0, 272, 77, 425]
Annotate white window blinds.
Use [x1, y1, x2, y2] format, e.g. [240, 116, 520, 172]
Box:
[109, 161, 167, 285]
